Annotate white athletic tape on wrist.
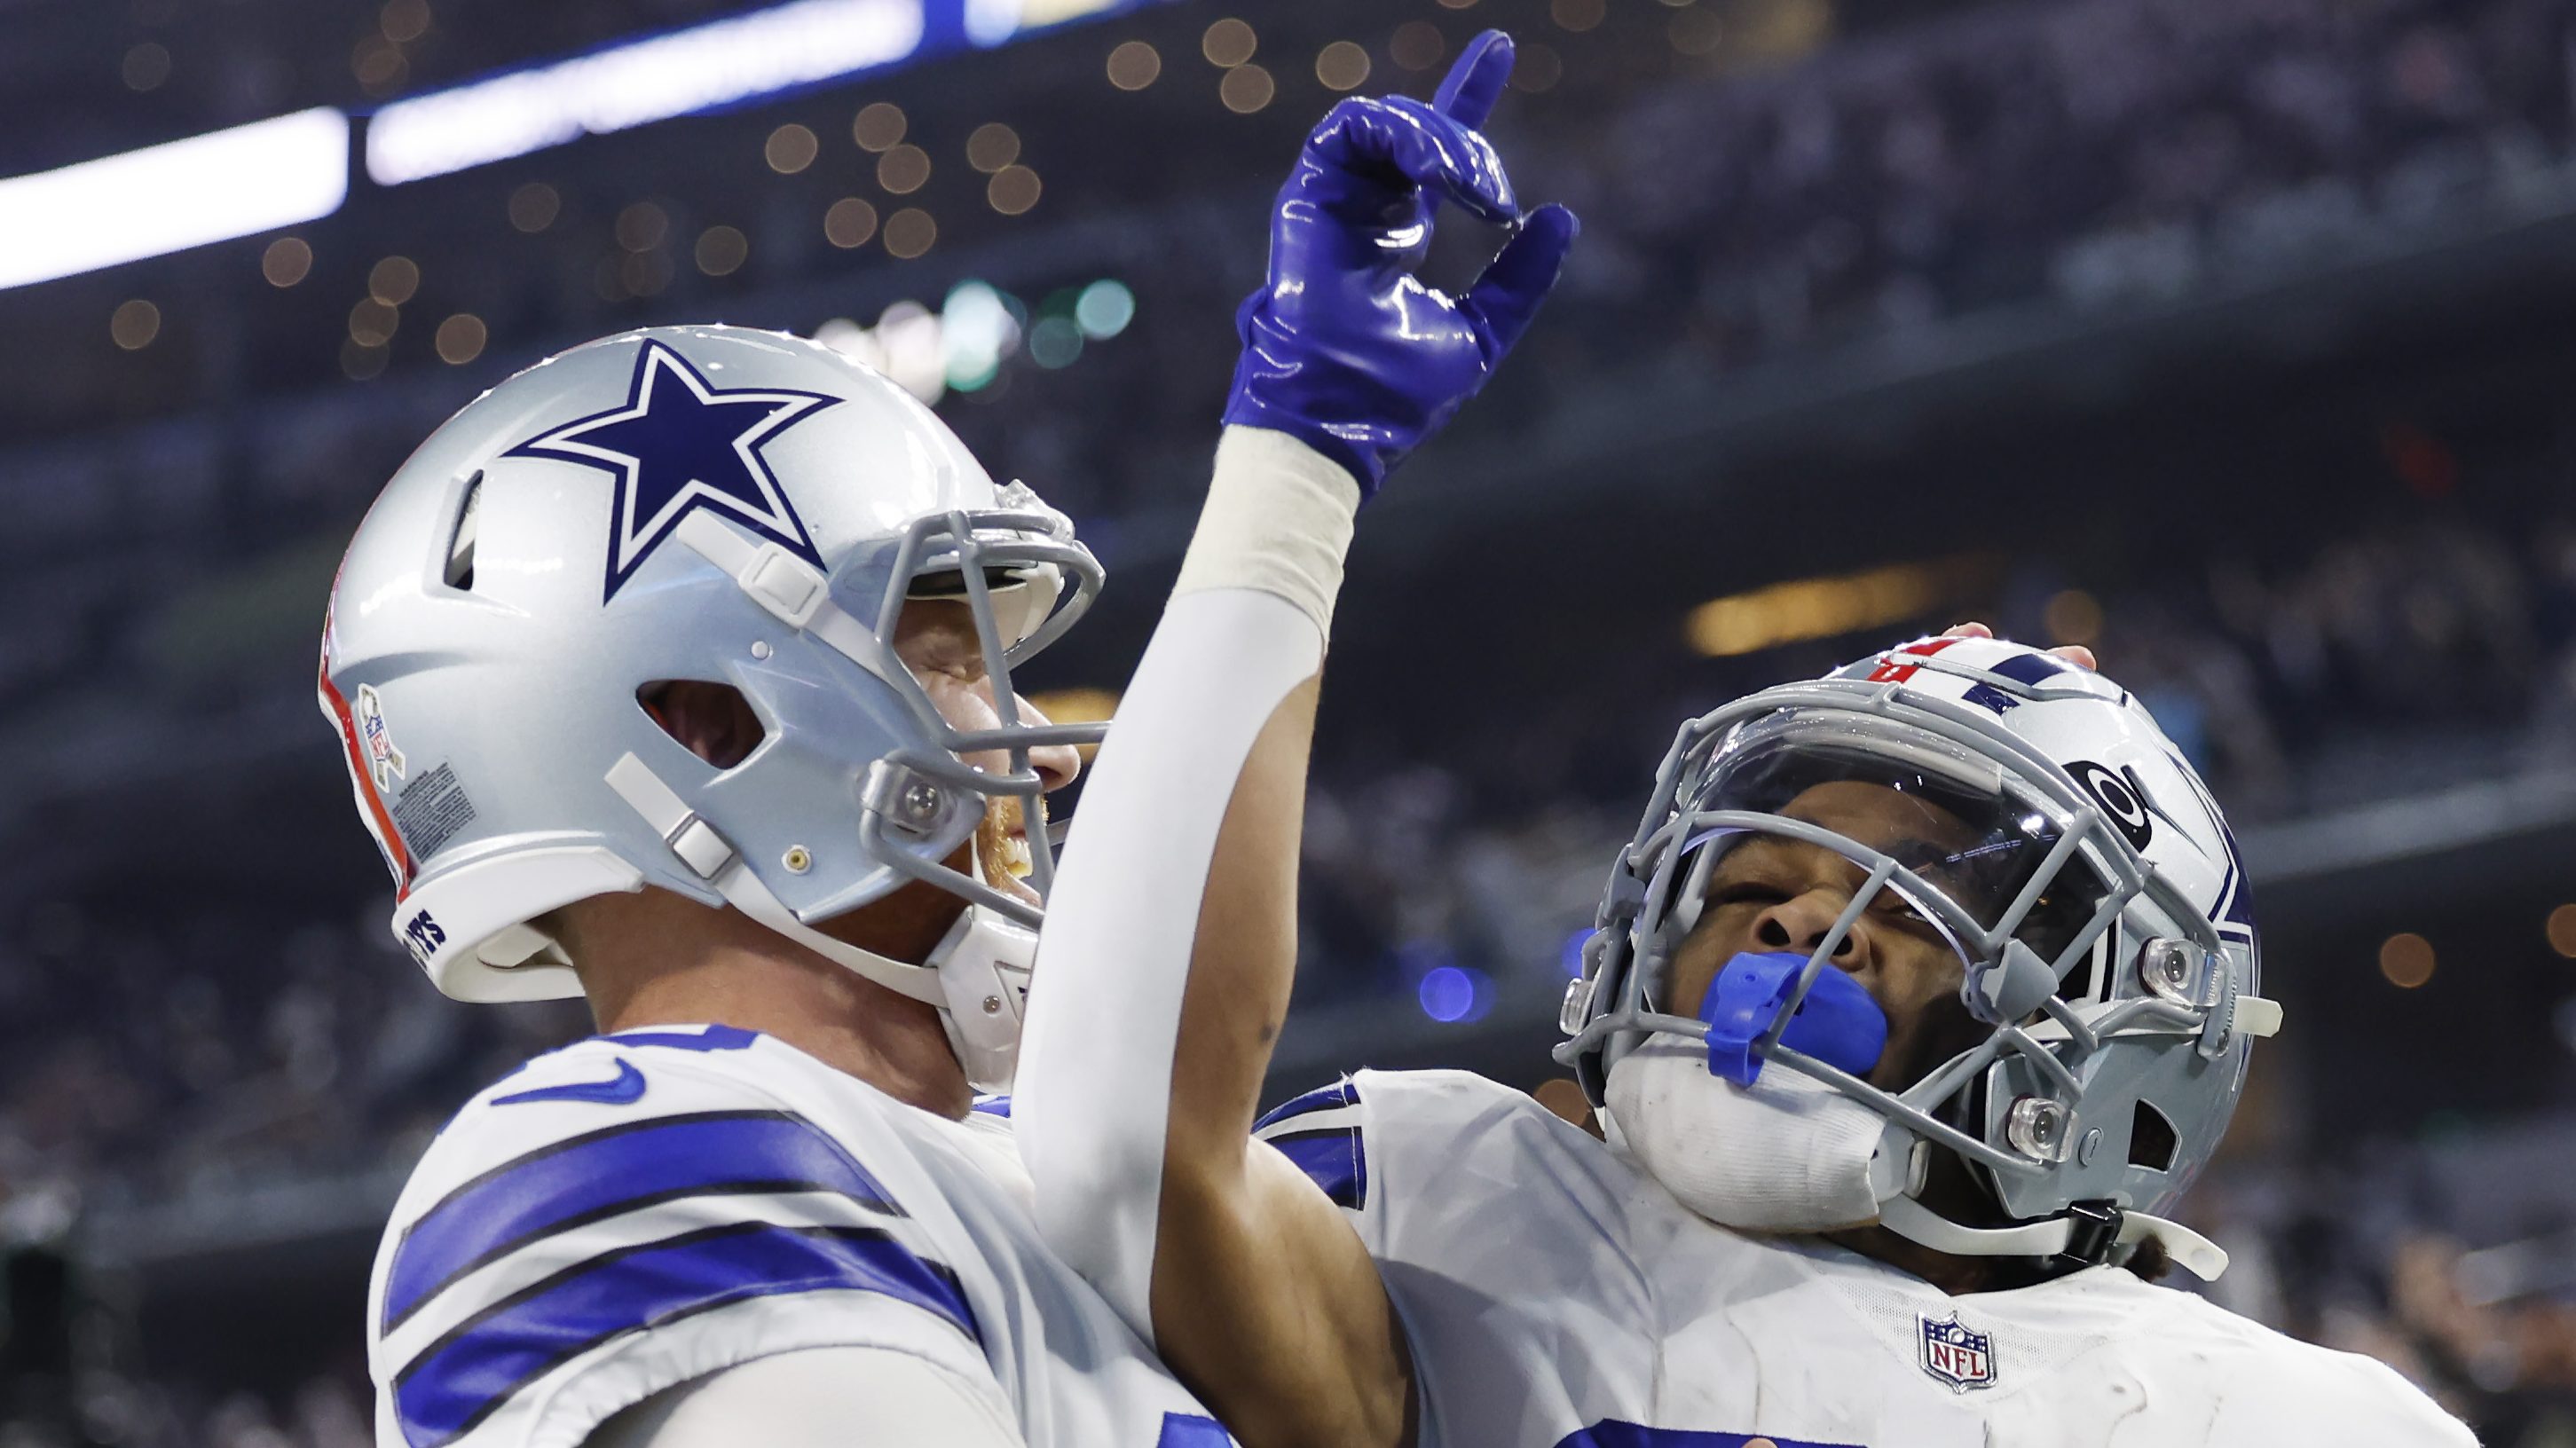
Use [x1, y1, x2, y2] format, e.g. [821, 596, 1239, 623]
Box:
[1016, 586, 1325, 1341]
[1173, 426, 1362, 634]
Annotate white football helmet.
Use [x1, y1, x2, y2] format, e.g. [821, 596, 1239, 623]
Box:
[319, 325, 1102, 1090]
[1560, 635, 2282, 1278]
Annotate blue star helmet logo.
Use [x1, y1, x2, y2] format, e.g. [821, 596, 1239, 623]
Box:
[506, 338, 840, 602]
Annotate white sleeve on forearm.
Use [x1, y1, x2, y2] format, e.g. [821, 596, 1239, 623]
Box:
[585, 1346, 1027, 1448]
[1016, 426, 1360, 1341]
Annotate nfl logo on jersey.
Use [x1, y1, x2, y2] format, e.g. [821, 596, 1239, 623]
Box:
[1917, 1312, 1997, 1392]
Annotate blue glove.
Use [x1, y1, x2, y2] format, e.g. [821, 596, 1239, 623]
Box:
[1223, 30, 1579, 497]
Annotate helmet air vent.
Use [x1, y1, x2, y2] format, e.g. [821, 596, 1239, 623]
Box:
[2129, 1100, 2178, 1173]
[637, 681, 767, 769]
[443, 470, 483, 592]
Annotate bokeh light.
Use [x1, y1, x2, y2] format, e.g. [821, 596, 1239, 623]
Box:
[2380, 933, 2436, 989]
[1510, 43, 1564, 92]
[695, 225, 748, 277]
[823, 197, 878, 249]
[340, 337, 388, 380]
[1220, 64, 1274, 114]
[1390, 21, 1446, 71]
[1315, 41, 1371, 91]
[434, 313, 486, 365]
[2044, 588, 2103, 646]
[122, 43, 171, 92]
[877, 144, 931, 194]
[1201, 19, 1256, 68]
[262, 237, 313, 287]
[110, 300, 160, 350]
[615, 202, 668, 252]
[380, 0, 431, 43]
[765, 123, 818, 174]
[1552, 0, 1606, 31]
[852, 102, 906, 152]
[966, 122, 1020, 174]
[348, 298, 398, 347]
[2548, 905, 2576, 959]
[1028, 316, 1082, 369]
[1417, 965, 1493, 1024]
[988, 165, 1042, 216]
[508, 182, 560, 233]
[1106, 40, 1162, 90]
[883, 208, 935, 259]
[1075, 279, 1135, 339]
[367, 256, 420, 306]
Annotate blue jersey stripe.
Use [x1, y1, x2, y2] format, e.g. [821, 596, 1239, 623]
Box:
[385, 1111, 899, 1333]
[1157, 1413, 1233, 1446]
[1556, 1422, 1861, 1448]
[1264, 1126, 1367, 1210]
[391, 1222, 974, 1448]
[1253, 1079, 1357, 1133]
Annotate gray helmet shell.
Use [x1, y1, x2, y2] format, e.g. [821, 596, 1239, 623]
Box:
[1560, 635, 2278, 1274]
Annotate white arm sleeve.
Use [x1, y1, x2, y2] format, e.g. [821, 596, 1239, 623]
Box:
[586, 1347, 1026, 1448]
[1016, 427, 1361, 1341]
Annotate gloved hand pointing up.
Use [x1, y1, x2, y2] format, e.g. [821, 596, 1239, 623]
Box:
[1222, 30, 1579, 498]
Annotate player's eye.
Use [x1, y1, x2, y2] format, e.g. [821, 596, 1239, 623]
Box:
[1706, 883, 1788, 909]
[1867, 891, 1937, 931]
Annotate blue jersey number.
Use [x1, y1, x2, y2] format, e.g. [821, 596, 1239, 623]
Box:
[1157, 1413, 1231, 1446]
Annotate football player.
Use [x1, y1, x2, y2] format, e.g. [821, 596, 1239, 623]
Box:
[1016, 32, 2478, 1447]
[320, 326, 1234, 1447]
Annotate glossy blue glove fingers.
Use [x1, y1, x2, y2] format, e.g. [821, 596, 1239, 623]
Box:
[1431, 29, 1516, 130]
[1461, 202, 1579, 363]
[1222, 29, 1572, 497]
[1307, 96, 1517, 232]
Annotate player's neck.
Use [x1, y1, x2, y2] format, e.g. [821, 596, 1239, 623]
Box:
[565, 889, 974, 1120]
[1824, 1224, 2025, 1296]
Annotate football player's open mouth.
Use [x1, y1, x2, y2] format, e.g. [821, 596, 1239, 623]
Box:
[977, 795, 1039, 890]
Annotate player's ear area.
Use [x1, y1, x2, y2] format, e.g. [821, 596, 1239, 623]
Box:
[640, 681, 766, 768]
[1533, 1078, 1604, 1140]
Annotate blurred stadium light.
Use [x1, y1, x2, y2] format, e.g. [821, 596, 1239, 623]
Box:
[1685, 557, 1985, 658]
[366, 0, 1176, 185]
[0, 0, 1181, 292]
[0, 108, 347, 290]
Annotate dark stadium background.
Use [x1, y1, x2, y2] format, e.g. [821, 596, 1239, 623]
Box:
[6, 0, 2576, 1438]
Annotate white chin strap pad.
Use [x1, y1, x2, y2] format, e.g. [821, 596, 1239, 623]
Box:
[607, 749, 1040, 1095]
[1606, 1035, 1887, 1233]
[928, 904, 1039, 1095]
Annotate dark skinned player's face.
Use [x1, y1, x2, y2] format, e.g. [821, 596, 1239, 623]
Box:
[1663, 779, 1997, 1092]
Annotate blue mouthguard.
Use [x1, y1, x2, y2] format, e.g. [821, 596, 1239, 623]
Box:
[1698, 950, 1888, 1087]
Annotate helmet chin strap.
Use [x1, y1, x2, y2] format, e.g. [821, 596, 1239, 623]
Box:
[618, 510, 1052, 1093]
[1869, 1147, 2231, 1282]
[603, 752, 1037, 1094]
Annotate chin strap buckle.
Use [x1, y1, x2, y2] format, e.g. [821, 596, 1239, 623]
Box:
[2055, 1200, 2123, 1267]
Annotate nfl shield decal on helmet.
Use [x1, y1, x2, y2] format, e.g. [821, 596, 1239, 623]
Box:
[1918, 1312, 1996, 1392]
[355, 684, 405, 792]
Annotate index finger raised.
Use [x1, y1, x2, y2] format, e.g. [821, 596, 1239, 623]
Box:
[1431, 29, 1515, 130]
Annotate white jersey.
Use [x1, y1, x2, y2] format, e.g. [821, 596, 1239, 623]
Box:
[366, 1025, 1233, 1448]
[1256, 1068, 2473, 1448]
